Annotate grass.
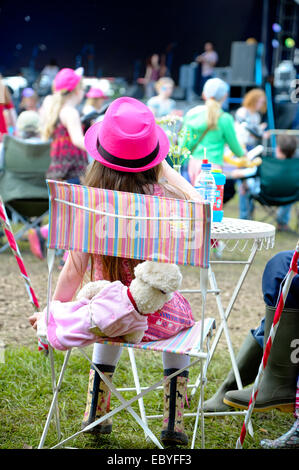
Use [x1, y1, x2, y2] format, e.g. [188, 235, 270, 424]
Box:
[0, 346, 295, 449]
[0, 194, 298, 449]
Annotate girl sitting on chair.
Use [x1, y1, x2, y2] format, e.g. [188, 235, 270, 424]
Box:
[29, 97, 205, 447]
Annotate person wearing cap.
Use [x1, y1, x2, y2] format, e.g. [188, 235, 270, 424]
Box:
[27, 68, 88, 261]
[29, 96, 205, 446]
[19, 88, 39, 114]
[16, 110, 41, 141]
[180, 77, 245, 185]
[39, 67, 87, 182]
[82, 87, 107, 116]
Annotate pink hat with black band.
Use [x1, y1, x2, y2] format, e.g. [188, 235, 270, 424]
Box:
[84, 97, 169, 173]
[53, 68, 82, 92]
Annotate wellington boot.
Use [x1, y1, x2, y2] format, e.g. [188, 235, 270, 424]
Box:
[81, 364, 115, 434]
[161, 368, 189, 446]
[203, 332, 263, 412]
[224, 305, 299, 412]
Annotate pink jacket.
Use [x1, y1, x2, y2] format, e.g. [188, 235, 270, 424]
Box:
[45, 281, 148, 351]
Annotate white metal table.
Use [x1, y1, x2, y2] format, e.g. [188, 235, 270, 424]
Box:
[181, 217, 276, 408]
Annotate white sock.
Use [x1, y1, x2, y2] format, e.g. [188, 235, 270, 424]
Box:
[162, 352, 190, 371]
[92, 345, 189, 371]
[92, 343, 123, 366]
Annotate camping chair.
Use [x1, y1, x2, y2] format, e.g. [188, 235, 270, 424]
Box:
[0, 134, 50, 252]
[250, 156, 299, 231]
[38, 179, 216, 449]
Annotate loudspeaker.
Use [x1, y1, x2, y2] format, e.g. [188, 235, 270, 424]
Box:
[230, 42, 257, 85]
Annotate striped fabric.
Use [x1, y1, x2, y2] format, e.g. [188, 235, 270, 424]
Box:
[96, 320, 215, 355]
[46, 180, 211, 268]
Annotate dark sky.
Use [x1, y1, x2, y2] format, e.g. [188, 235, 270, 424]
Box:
[0, 0, 272, 81]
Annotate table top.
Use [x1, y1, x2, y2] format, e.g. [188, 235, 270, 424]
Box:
[211, 217, 275, 242]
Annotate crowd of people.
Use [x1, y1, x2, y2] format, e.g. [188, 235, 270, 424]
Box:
[0, 56, 298, 449]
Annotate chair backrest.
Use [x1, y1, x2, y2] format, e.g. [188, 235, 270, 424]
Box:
[0, 134, 51, 203]
[46, 180, 211, 268]
[258, 156, 299, 204]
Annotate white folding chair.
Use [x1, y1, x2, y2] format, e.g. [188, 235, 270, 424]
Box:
[38, 179, 215, 449]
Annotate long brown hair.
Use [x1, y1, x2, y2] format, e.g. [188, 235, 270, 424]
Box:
[84, 161, 162, 283]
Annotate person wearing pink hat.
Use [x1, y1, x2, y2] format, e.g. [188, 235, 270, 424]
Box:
[29, 96, 202, 446]
[28, 68, 88, 261]
[82, 87, 107, 116]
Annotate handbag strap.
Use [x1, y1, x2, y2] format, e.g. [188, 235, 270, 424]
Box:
[190, 110, 224, 155]
[190, 126, 211, 154]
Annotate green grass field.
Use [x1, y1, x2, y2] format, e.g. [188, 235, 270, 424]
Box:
[0, 195, 298, 449]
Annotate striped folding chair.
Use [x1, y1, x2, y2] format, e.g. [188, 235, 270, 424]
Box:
[38, 179, 215, 449]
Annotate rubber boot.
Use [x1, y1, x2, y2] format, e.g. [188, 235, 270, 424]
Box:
[81, 364, 115, 433]
[223, 305, 299, 412]
[161, 369, 189, 446]
[203, 332, 263, 412]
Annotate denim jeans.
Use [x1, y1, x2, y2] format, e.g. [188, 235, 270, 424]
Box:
[237, 177, 261, 219]
[251, 319, 265, 348]
[276, 204, 292, 226]
[251, 251, 299, 348]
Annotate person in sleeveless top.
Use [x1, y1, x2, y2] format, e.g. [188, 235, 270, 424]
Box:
[41, 67, 88, 183]
[28, 68, 88, 260]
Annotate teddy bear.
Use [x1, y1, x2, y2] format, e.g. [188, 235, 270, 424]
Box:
[37, 260, 183, 350]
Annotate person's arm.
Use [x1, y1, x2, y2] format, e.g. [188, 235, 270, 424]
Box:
[29, 251, 89, 329]
[60, 106, 86, 151]
[52, 251, 89, 302]
[161, 160, 201, 200]
[221, 113, 245, 158]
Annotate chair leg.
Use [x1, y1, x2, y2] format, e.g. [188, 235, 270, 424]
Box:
[128, 348, 148, 432]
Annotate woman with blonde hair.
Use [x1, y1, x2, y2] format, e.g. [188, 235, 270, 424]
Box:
[28, 68, 88, 260]
[41, 67, 87, 182]
[180, 78, 245, 184]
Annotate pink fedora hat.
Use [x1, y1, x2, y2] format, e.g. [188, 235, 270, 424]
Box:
[53, 68, 82, 92]
[86, 87, 107, 99]
[84, 97, 169, 173]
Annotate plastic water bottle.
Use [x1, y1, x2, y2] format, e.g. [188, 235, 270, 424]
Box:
[194, 159, 217, 210]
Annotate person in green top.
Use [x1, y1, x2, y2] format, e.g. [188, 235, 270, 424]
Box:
[180, 78, 245, 185]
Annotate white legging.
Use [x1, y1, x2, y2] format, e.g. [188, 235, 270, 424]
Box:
[92, 342, 190, 370]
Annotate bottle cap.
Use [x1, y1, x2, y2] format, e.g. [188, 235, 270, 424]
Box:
[201, 158, 211, 169]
